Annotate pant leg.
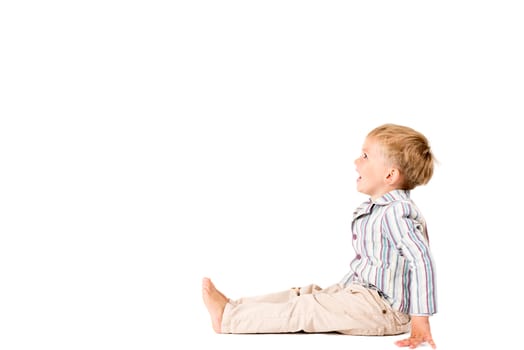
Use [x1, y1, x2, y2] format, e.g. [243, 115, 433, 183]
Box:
[221, 283, 410, 335]
[221, 283, 331, 334]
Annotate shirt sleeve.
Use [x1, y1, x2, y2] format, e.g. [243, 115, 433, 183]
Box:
[382, 201, 437, 315]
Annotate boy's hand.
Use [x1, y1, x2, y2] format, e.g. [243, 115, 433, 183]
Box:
[395, 316, 436, 349]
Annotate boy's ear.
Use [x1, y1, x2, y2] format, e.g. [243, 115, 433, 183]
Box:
[385, 168, 401, 185]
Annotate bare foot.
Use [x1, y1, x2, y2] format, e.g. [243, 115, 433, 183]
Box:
[202, 277, 228, 333]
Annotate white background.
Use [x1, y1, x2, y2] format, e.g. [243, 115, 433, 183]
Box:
[1, 1, 523, 349]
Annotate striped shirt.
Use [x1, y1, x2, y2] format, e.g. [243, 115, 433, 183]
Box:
[340, 189, 437, 315]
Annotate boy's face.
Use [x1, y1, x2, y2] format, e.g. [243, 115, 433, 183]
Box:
[354, 137, 392, 199]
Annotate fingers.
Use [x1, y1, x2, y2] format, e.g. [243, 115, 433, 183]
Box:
[395, 339, 411, 347]
[395, 338, 421, 348]
[395, 337, 436, 349]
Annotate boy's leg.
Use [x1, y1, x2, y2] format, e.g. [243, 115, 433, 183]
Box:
[221, 283, 341, 333]
[221, 283, 410, 335]
[202, 278, 326, 333]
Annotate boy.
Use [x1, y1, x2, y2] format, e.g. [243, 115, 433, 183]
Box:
[203, 123, 437, 349]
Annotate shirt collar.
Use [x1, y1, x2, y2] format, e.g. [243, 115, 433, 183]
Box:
[353, 189, 411, 219]
[371, 189, 411, 205]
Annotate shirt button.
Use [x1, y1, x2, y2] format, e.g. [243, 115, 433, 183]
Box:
[352, 234, 357, 240]
[356, 254, 361, 259]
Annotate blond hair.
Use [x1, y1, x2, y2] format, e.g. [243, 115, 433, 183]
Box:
[367, 123, 435, 190]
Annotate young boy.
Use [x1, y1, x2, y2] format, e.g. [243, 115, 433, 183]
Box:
[202, 123, 438, 349]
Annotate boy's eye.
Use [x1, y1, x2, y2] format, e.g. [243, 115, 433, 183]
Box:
[362, 153, 368, 159]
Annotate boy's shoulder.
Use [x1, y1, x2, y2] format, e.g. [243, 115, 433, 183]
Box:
[381, 196, 426, 223]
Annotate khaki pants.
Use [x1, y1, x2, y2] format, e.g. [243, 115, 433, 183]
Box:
[221, 283, 410, 336]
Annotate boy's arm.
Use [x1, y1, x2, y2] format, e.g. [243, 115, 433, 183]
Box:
[383, 203, 438, 315]
[395, 316, 436, 349]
